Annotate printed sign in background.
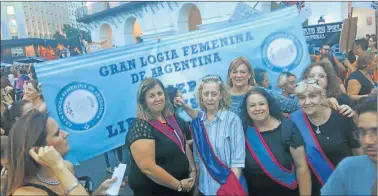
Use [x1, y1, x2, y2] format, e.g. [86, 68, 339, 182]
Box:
[35, 6, 310, 164]
[303, 22, 343, 56]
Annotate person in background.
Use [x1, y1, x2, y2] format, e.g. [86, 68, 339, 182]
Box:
[28, 64, 38, 80]
[344, 38, 370, 81]
[316, 44, 346, 80]
[321, 95, 377, 195]
[254, 68, 270, 89]
[6, 110, 117, 195]
[277, 71, 297, 98]
[126, 78, 195, 196]
[1, 100, 33, 136]
[1, 76, 14, 101]
[366, 34, 371, 40]
[291, 80, 362, 196]
[14, 68, 30, 100]
[346, 52, 377, 101]
[226, 57, 256, 122]
[1, 136, 9, 195]
[302, 61, 354, 107]
[175, 75, 247, 196]
[242, 87, 311, 196]
[369, 35, 377, 54]
[23, 80, 47, 113]
[165, 86, 191, 140]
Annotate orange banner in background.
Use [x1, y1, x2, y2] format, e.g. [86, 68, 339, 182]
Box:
[25, 45, 35, 56]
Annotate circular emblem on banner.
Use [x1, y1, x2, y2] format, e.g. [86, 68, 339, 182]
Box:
[261, 32, 303, 72]
[56, 82, 105, 131]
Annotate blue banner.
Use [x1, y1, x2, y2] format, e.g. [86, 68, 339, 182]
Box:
[35, 6, 310, 164]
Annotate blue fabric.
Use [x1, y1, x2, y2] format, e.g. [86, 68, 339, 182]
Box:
[291, 110, 334, 184]
[321, 155, 377, 195]
[246, 126, 297, 188]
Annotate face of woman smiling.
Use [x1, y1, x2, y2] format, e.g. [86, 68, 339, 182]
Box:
[145, 84, 166, 115]
[297, 85, 323, 116]
[230, 63, 251, 88]
[246, 93, 270, 123]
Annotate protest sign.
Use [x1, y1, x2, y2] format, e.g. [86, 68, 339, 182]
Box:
[303, 22, 343, 55]
[35, 6, 310, 163]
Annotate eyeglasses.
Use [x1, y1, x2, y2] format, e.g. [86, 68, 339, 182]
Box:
[296, 79, 318, 87]
[353, 129, 377, 139]
[201, 75, 223, 83]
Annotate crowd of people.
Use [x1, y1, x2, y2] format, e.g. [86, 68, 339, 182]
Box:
[0, 36, 377, 196]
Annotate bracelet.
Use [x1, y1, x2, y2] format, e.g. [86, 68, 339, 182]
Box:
[65, 182, 79, 195]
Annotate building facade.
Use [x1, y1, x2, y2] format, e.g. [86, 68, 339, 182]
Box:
[1, 1, 70, 40]
[68, 2, 87, 30]
[76, 2, 271, 49]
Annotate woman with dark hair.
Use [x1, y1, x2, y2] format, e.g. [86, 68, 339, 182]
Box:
[6, 109, 117, 195]
[242, 87, 311, 196]
[126, 77, 195, 196]
[291, 80, 362, 196]
[23, 80, 47, 112]
[165, 86, 191, 140]
[346, 52, 377, 101]
[254, 68, 270, 89]
[1, 100, 33, 136]
[302, 61, 354, 107]
[28, 64, 38, 80]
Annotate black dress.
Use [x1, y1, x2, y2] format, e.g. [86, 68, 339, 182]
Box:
[307, 110, 360, 196]
[346, 71, 376, 95]
[243, 118, 303, 196]
[126, 118, 190, 196]
[336, 93, 353, 107]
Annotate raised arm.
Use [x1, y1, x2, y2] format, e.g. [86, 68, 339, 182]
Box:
[174, 97, 198, 119]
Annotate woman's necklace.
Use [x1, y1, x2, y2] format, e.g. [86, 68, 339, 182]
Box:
[307, 112, 325, 135]
[36, 172, 60, 185]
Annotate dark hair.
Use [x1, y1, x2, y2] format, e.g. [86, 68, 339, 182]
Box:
[320, 44, 331, 49]
[28, 65, 37, 80]
[1, 76, 12, 88]
[366, 34, 371, 39]
[165, 86, 179, 112]
[2, 100, 32, 135]
[355, 38, 369, 51]
[242, 87, 282, 129]
[254, 68, 267, 87]
[7, 109, 49, 194]
[355, 95, 377, 116]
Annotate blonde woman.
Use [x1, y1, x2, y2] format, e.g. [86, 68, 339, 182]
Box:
[226, 57, 301, 115]
[277, 72, 297, 98]
[176, 75, 247, 195]
[290, 80, 362, 196]
[227, 57, 255, 121]
[126, 78, 195, 196]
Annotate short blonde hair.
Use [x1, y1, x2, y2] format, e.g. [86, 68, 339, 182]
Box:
[294, 81, 326, 97]
[226, 56, 256, 87]
[196, 75, 230, 111]
[136, 78, 173, 120]
[277, 72, 296, 88]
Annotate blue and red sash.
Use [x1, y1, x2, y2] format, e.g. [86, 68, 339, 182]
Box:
[190, 112, 247, 196]
[148, 115, 185, 153]
[245, 124, 298, 189]
[290, 110, 335, 185]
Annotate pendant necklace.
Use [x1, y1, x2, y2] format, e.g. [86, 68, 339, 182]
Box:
[308, 112, 324, 135]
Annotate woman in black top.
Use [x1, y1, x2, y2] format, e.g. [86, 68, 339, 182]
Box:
[292, 81, 361, 196]
[302, 61, 354, 107]
[126, 78, 195, 196]
[346, 52, 377, 101]
[242, 87, 311, 196]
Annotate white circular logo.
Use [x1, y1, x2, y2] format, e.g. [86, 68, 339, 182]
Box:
[261, 32, 303, 72]
[63, 89, 99, 124]
[56, 82, 105, 131]
[266, 38, 298, 68]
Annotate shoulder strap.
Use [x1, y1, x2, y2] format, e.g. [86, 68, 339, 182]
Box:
[23, 183, 59, 196]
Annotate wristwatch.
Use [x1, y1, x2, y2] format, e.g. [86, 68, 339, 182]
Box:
[177, 181, 183, 192]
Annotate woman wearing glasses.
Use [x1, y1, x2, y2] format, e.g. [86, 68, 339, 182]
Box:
[291, 80, 362, 196]
[175, 75, 247, 196]
[126, 78, 195, 196]
[242, 87, 311, 196]
[302, 61, 354, 110]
